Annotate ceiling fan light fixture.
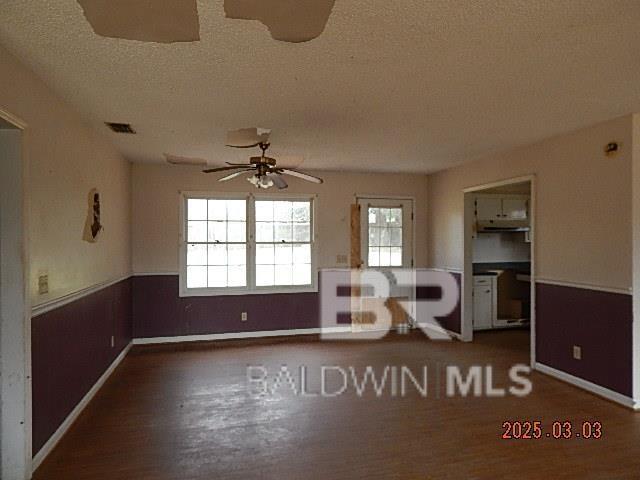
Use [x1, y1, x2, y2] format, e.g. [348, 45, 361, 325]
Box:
[247, 174, 274, 189]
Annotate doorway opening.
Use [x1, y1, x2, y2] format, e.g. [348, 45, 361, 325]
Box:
[462, 176, 535, 366]
[0, 110, 30, 479]
[355, 196, 415, 331]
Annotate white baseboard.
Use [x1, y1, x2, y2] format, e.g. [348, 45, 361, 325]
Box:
[32, 343, 132, 472]
[534, 362, 639, 411]
[132, 326, 353, 345]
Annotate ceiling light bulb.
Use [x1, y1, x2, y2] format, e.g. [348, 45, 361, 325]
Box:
[247, 175, 259, 186]
[259, 176, 274, 188]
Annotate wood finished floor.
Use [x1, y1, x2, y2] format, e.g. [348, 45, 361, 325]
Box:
[34, 330, 640, 479]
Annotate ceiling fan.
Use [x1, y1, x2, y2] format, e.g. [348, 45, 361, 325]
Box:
[201, 128, 323, 190]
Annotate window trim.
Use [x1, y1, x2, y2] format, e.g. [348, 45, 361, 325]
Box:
[179, 191, 318, 297]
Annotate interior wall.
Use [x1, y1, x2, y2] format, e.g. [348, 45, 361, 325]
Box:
[0, 44, 134, 461]
[428, 114, 633, 291]
[472, 233, 530, 263]
[0, 45, 131, 305]
[131, 165, 429, 273]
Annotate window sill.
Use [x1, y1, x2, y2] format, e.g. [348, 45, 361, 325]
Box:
[179, 285, 318, 297]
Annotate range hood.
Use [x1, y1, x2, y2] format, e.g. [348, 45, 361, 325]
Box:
[476, 219, 529, 232]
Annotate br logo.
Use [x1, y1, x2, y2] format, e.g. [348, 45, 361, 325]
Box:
[320, 269, 459, 340]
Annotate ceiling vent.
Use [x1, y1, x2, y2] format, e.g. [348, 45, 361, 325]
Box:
[105, 122, 136, 134]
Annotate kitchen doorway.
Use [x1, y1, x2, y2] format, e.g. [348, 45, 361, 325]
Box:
[462, 176, 535, 367]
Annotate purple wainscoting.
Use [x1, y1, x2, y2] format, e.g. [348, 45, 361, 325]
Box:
[132, 275, 321, 338]
[31, 278, 133, 455]
[535, 282, 633, 397]
[415, 272, 462, 334]
[133, 271, 462, 339]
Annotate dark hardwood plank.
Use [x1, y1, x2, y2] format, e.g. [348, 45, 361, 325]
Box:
[34, 330, 640, 479]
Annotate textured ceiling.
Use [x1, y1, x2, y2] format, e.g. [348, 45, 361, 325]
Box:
[0, 1, 639, 172]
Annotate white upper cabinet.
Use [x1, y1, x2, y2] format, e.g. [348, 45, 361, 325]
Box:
[501, 198, 528, 220]
[475, 195, 528, 221]
[475, 197, 503, 221]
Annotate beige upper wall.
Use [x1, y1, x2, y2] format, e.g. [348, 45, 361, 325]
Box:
[132, 165, 428, 274]
[427, 114, 633, 291]
[0, 45, 131, 304]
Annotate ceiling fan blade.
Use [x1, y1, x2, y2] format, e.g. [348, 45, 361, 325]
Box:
[203, 166, 249, 173]
[164, 153, 208, 165]
[225, 162, 253, 166]
[224, 0, 336, 43]
[226, 128, 271, 148]
[279, 168, 323, 184]
[77, 0, 200, 43]
[219, 169, 254, 182]
[275, 155, 304, 169]
[267, 173, 288, 190]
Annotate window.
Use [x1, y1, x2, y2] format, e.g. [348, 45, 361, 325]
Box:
[255, 200, 312, 287]
[367, 207, 403, 267]
[181, 193, 315, 295]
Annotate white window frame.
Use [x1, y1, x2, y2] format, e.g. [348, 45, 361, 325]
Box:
[179, 191, 318, 297]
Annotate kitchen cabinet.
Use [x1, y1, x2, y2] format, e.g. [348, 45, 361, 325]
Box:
[475, 197, 503, 221]
[501, 198, 527, 220]
[475, 195, 528, 221]
[473, 276, 495, 330]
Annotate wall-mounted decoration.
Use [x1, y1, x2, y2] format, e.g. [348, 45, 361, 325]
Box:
[83, 188, 103, 243]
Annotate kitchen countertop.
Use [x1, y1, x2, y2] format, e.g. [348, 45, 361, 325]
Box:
[473, 262, 531, 276]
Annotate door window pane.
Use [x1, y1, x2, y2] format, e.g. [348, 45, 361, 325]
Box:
[367, 206, 404, 267]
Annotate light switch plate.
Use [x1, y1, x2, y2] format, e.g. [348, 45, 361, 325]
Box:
[38, 274, 49, 295]
[241, 312, 248, 322]
[573, 345, 582, 360]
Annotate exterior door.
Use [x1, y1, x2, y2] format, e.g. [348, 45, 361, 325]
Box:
[357, 197, 414, 327]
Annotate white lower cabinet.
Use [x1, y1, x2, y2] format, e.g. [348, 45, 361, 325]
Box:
[473, 276, 496, 330]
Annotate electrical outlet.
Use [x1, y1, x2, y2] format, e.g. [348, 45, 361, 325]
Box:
[38, 274, 49, 295]
[573, 345, 582, 360]
[241, 312, 248, 322]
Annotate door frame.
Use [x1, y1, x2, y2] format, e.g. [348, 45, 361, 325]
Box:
[354, 194, 416, 323]
[0, 106, 31, 479]
[462, 175, 536, 367]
